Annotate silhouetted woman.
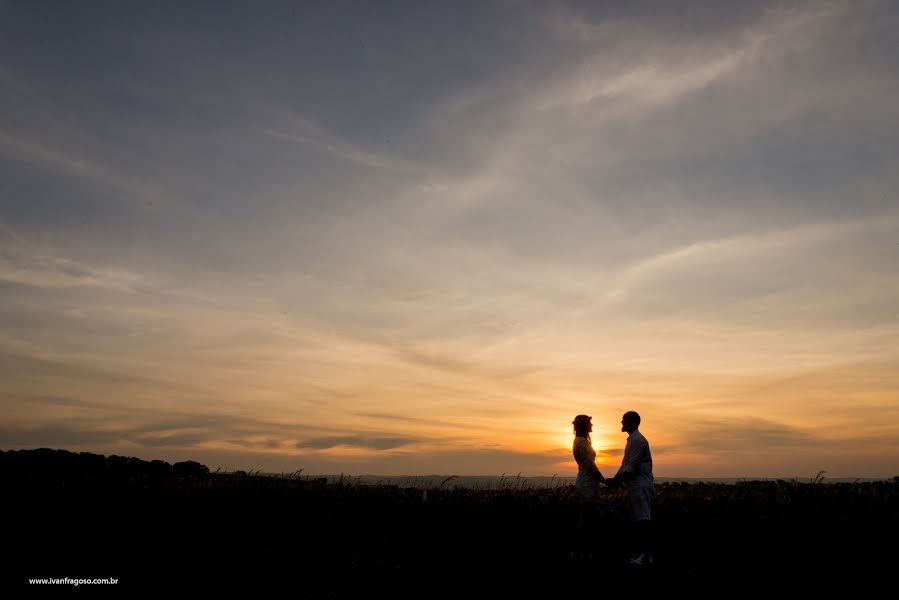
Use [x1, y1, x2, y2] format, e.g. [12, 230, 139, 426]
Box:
[572, 414, 605, 559]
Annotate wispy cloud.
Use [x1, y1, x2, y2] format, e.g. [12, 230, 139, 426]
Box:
[0, 131, 162, 205]
[535, 2, 846, 114]
[677, 417, 818, 453]
[602, 214, 899, 303]
[261, 114, 426, 174]
[295, 436, 420, 451]
[0, 238, 143, 292]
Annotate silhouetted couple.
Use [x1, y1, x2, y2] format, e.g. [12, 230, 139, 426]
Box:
[572, 411, 654, 566]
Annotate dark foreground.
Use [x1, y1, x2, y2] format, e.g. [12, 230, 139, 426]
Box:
[3, 449, 897, 598]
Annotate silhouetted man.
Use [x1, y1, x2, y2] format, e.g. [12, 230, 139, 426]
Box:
[608, 410, 654, 565]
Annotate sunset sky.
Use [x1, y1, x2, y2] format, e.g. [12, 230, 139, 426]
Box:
[1, 1, 898, 478]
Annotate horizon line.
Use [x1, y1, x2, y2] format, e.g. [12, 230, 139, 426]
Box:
[236, 472, 896, 481]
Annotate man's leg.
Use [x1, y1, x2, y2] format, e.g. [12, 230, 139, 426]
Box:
[635, 519, 653, 559]
[628, 487, 654, 564]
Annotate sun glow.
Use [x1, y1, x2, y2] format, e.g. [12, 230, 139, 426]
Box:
[555, 428, 609, 463]
[560, 430, 575, 452]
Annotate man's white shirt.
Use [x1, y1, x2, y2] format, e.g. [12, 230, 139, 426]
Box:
[620, 429, 654, 490]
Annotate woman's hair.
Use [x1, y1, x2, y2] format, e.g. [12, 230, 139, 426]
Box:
[572, 414, 592, 438]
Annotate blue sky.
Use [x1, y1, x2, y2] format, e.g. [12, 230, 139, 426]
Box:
[1, 1, 898, 476]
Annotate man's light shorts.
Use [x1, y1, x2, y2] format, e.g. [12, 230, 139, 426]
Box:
[627, 487, 653, 521]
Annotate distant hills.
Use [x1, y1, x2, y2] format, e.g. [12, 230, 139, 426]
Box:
[0, 448, 210, 481]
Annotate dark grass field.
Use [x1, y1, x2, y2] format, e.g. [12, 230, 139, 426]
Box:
[3, 449, 897, 597]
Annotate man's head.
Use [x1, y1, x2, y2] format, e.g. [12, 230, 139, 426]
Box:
[621, 411, 641, 434]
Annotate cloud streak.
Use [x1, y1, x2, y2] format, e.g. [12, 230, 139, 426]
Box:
[0, 131, 162, 205]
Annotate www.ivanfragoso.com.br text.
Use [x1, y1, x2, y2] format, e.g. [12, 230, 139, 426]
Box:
[28, 577, 118, 586]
